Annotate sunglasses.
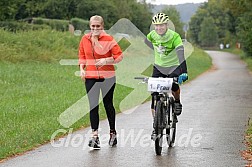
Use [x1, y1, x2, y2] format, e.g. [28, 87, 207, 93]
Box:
[91, 25, 101, 28]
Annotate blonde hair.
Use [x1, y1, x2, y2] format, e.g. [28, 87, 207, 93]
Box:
[89, 15, 104, 26]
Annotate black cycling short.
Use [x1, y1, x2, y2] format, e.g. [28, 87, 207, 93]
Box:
[151, 65, 181, 110]
[151, 65, 180, 92]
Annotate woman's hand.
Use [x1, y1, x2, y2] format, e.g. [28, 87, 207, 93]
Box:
[80, 69, 86, 81]
[95, 58, 107, 68]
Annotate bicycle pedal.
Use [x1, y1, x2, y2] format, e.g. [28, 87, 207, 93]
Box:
[151, 134, 157, 140]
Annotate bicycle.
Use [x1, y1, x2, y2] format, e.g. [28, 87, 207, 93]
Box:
[134, 77, 178, 155]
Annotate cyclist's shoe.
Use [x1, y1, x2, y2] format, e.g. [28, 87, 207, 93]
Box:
[151, 130, 157, 140]
[109, 130, 117, 147]
[88, 136, 100, 149]
[174, 102, 182, 116]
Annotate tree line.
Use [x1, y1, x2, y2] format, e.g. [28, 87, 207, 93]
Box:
[0, 0, 153, 34]
[188, 0, 252, 56]
[5, 0, 252, 56]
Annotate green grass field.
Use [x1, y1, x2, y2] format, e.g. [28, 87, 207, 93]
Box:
[0, 29, 212, 160]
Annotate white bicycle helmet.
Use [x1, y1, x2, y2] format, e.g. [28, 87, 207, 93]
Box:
[152, 13, 169, 24]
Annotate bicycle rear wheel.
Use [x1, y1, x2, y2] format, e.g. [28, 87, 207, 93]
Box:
[166, 102, 177, 147]
[154, 101, 165, 155]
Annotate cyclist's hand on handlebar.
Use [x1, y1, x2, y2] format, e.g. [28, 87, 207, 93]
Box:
[178, 73, 188, 84]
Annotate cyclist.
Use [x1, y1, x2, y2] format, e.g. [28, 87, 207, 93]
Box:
[144, 13, 188, 135]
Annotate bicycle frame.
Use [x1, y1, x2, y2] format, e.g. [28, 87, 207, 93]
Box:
[134, 77, 178, 155]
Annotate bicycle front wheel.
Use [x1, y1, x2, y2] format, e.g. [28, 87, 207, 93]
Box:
[154, 101, 165, 155]
[166, 102, 177, 147]
[155, 128, 163, 155]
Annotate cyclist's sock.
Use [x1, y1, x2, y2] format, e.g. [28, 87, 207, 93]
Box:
[175, 99, 180, 103]
[174, 102, 182, 116]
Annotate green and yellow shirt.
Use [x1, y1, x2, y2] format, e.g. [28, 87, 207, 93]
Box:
[147, 29, 183, 67]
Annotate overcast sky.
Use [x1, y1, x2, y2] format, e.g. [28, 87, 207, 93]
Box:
[146, 0, 208, 5]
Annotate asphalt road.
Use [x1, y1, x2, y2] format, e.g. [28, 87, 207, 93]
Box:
[1, 51, 252, 167]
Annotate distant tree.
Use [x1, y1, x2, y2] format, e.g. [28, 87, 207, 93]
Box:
[43, 0, 71, 19]
[110, 0, 132, 19]
[162, 6, 184, 37]
[76, 0, 152, 34]
[126, 0, 152, 35]
[198, 17, 218, 47]
[0, 0, 152, 35]
[207, 0, 231, 43]
[76, 0, 118, 29]
[15, 0, 47, 20]
[0, 0, 25, 20]
[222, 0, 252, 56]
[67, 0, 79, 19]
[188, 6, 208, 44]
[236, 10, 252, 56]
[222, 0, 248, 18]
[188, 0, 232, 45]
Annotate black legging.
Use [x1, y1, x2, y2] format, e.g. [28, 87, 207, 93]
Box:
[151, 66, 180, 109]
[85, 77, 116, 131]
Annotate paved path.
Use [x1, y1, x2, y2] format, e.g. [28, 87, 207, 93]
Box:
[1, 51, 252, 167]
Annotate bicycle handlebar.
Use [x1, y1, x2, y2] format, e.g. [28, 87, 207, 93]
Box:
[134, 77, 146, 80]
[134, 77, 178, 83]
[134, 77, 149, 83]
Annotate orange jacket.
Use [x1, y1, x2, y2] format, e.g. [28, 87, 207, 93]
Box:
[78, 32, 123, 79]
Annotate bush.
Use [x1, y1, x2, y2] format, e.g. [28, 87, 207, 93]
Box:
[237, 12, 252, 57]
[33, 17, 69, 31]
[32, 18, 44, 25]
[70, 18, 89, 33]
[0, 21, 50, 32]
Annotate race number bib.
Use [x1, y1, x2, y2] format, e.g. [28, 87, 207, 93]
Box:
[147, 78, 173, 93]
